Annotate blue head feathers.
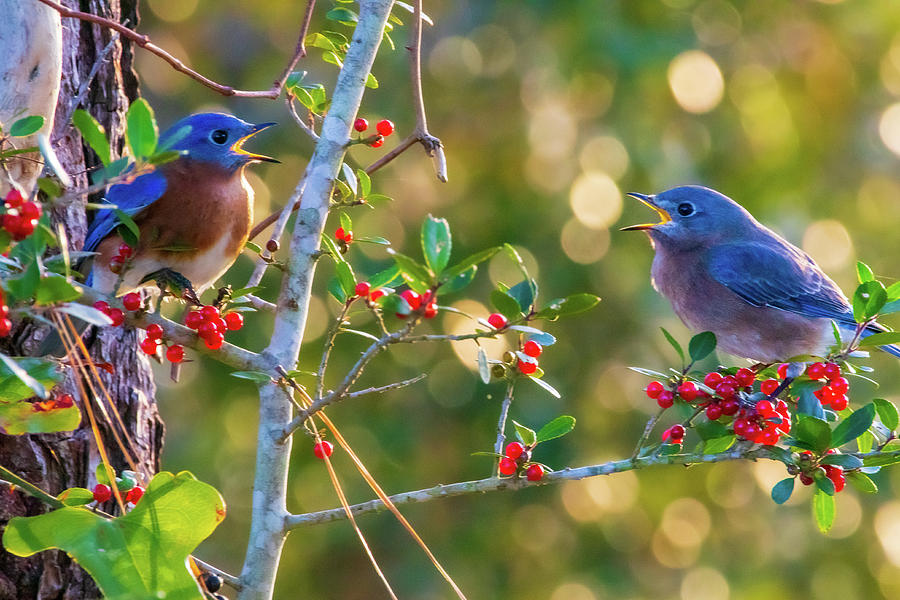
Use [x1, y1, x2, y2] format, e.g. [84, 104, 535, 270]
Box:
[159, 113, 278, 172]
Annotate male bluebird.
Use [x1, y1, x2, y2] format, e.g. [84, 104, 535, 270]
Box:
[622, 185, 900, 362]
[84, 112, 277, 295]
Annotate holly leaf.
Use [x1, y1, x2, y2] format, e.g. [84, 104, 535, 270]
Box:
[421, 215, 452, 276]
[125, 98, 158, 161]
[9, 115, 45, 137]
[874, 398, 899, 431]
[72, 109, 111, 165]
[813, 489, 836, 533]
[535, 415, 575, 443]
[688, 331, 717, 362]
[512, 420, 536, 447]
[831, 403, 875, 448]
[771, 477, 794, 505]
[3, 471, 225, 600]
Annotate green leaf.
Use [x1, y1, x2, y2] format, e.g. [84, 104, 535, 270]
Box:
[880, 299, 900, 315]
[703, 435, 735, 453]
[874, 398, 899, 431]
[327, 277, 347, 303]
[534, 293, 601, 320]
[660, 327, 685, 363]
[476, 347, 490, 384]
[229, 371, 272, 382]
[305, 33, 337, 52]
[529, 375, 561, 398]
[441, 247, 501, 282]
[857, 430, 875, 453]
[512, 420, 536, 447]
[388, 250, 433, 291]
[814, 492, 836, 535]
[3, 471, 225, 600]
[341, 163, 357, 196]
[887, 281, 900, 302]
[335, 261, 356, 297]
[320, 234, 344, 262]
[857, 331, 900, 347]
[368, 265, 401, 290]
[72, 109, 111, 165]
[440, 265, 476, 294]
[857, 261, 875, 283]
[421, 215, 452, 276]
[124, 98, 158, 160]
[56, 303, 113, 327]
[357, 169, 371, 197]
[793, 416, 832, 454]
[771, 478, 795, 504]
[688, 331, 717, 362]
[821, 454, 863, 469]
[490, 289, 522, 319]
[57, 487, 95, 507]
[36, 177, 62, 199]
[9, 115, 45, 137]
[365, 72, 379, 89]
[113, 209, 140, 244]
[816, 473, 836, 496]
[852, 280, 887, 322]
[0, 355, 59, 402]
[509, 326, 556, 346]
[846, 470, 878, 494]
[536, 415, 575, 443]
[91, 157, 129, 185]
[863, 452, 900, 467]
[695, 419, 728, 441]
[831, 403, 875, 448]
[244, 241, 263, 254]
[507, 279, 536, 314]
[34, 275, 81, 305]
[326, 7, 358, 24]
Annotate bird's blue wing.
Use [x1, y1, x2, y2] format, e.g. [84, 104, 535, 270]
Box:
[83, 170, 167, 251]
[707, 241, 855, 326]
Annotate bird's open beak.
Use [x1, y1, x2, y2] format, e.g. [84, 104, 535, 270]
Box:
[620, 192, 671, 231]
[232, 122, 280, 163]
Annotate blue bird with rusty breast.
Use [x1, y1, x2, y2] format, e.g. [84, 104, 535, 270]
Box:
[84, 112, 277, 295]
[622, 185, 900, 362]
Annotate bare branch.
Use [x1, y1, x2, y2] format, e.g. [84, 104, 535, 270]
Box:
[36, 0, 317, 99]
[492, 381, 515, 474]
[287, 96, 320, 142]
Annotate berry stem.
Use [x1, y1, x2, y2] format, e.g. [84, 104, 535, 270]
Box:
[631, 407, 667, 460]
[492, 380, 516, 476]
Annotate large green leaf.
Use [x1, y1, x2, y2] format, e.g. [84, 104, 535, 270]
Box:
[3, 471, 225, 600]
[793, 416, 832, 453]
[421, 215, 452, 275]
[535, 415, 576, 443]
[72, 109, 111, 165]
[688, 331, 717, 362]
[9, 115, 45, 137]
[125, 98, 159, 161]
[0, 356, 61, 402]
[813, 489, 835, 533]
[831, 403, 875, 448]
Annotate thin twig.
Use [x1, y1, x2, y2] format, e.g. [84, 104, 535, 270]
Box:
[63, 25, 122, 125]
[0, 465, 64, 509]
[631, 408, 665, 460]
[287, 96, 319, 141]
[316, 302, 353, 399]
[36, 0, 316, 99]
[492, 381, 516, 474]
[284, 445, 806, 529]
[192, 557, 243, 591]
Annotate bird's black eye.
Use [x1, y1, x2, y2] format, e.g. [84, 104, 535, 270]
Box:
[210, 129, 229, 145]
[677, 202, 694, 217]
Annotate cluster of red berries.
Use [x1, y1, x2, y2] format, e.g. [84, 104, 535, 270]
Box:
[108, 243, 134, 275]
[114, 292, 192, 362]
[396, 289, 438, 319]
[91, 482, 144, 504]
[32, 393, 75, 412]
[352, 281, 386, 304]
[516, 340, 542, 375]
[93, 300, 126, 327]
[353, 117, 394, 148]
[2, 189, 42, 241]
[807, 362, 850, 411]
[313, 440, 334, 459]
[0, 288, 11, 337]
[498, 441, 544, 481]
[334, 226, 353, 252]
[798, 450, 846, 492]
[732, 398, 791, 445]
[184, 304, 243, 351]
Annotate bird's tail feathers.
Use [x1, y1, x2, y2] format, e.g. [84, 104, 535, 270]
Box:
[860, 325, 900, 359]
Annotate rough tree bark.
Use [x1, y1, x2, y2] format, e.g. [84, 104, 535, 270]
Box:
[0, 2, 162, 598]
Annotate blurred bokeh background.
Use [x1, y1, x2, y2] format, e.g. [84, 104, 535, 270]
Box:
[138, 1, 900, 598]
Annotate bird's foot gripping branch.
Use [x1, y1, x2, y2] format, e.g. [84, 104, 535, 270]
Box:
[632, 265, 900, 532]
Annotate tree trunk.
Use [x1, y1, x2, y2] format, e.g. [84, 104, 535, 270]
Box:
[0, 2, 162, 598]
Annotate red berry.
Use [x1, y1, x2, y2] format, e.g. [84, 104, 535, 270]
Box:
[743, 421, 761, 439]
[735, 368, 756, 387]
[0, 318, 11, 337]
[705, 403, 723, 420]
[777, 363, 790, 380]
[369, 137, 384, 148]
[4, 188, 24, 208]
[830, 377, 849, 395]
[2, 213, 19, 233]
[146, 323, 164, 340]
[19, 201, 42, 220]
[126, 485, 144, 504]
[353, 118, 369, 132]
[224, 312, 244, 331]
[107, 308, 125, 327]
[313, 441, 334, 459]
[0, 304, 8, 319]
[669, 424, 686, 442]
[185, 311, 204, 329]
[831, 395, 848, 411]
[93, 483, 111, 503]
[720, 399, 740, 415]
[200, 305, 219, 320]
[703, 372, 723, 388]
[423, 302, 438, 319]
[343, 230, 353, 243]
[806, 362, 826, 380]
[755, 399, 775, 416]
[198, 321, 217, 339]
[523, 340, 542, 358]
[498, 456, 517, 475]
[108, 255, 125, 274]
[369, 288, 386, 302]
[525, 464, 544, 482]
[505, 442, 525, 460]
[354, 282, 371, 297]
[117, 243, 134, 259]
[715, 382, 736, 398]
[657, 390, 675, 409]
[166, 344, 185, 363]
[210, 317, 227, 334]
[334, 226, 346, 241]
[760, 379, 780, 396]
[825, 465, 845, 492]
[376, 119, 394, 137]
[517, 359, 537, 375]
[122, 292, 141, 312]
[400, 289, 421, 310]
[53, 393, 74, 409]
[760, 428, 779, 446]
[204, 332, 225, 350]
[645, 381, 664, 399]
[677, 381, 699, 401]
[13, 218, 36, 240]
[487, 313, 508, 329]
[823, 362, 841, 381]
[139, 337, 159, 355]
[93, 300, 110, 313]
[799, 473, 814, 486]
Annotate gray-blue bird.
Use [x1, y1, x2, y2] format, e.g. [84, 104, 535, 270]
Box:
[622, 185, 900, 362]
